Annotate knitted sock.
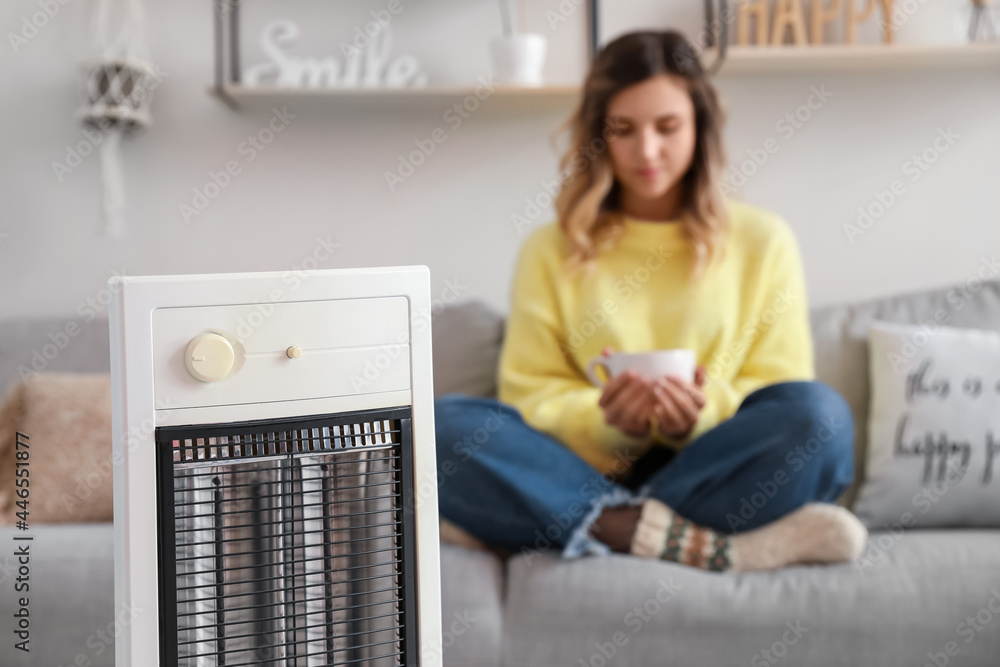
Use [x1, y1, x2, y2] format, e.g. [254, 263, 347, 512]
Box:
[630, 498, 733, 571]
[630, 499, 868, 572]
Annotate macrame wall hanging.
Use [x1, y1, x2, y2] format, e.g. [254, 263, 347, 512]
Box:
[76, 0, 156, 236]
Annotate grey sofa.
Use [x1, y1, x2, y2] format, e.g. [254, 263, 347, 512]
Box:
[2, 278, 1000, 667]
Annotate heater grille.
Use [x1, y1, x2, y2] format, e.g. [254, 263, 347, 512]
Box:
[155, 407, 418, 667]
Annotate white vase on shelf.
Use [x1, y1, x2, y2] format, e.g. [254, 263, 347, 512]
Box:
[489, 33, 547, 87]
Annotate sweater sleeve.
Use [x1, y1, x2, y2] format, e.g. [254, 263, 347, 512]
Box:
[654, 222, 816, 448]
[497, 230, 650, 469]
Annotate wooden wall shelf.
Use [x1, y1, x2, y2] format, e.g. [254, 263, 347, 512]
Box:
[208, 84, 582, 111]
[713, 43, 1000, 73]
[211, 0, 599, 111]
[207, 43, 1000, 109]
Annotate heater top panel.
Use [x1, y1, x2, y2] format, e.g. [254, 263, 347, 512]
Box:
[152, 296, 411, 409]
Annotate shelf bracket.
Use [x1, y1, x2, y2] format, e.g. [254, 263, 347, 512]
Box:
[213, 0, 241, 110]
[704, 0, 730, 76]
[588, 0, 599, 60]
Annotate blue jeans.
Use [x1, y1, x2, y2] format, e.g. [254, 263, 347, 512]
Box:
[434, 381, 855, 559]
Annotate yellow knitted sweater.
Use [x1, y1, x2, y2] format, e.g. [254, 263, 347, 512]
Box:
[496, 201, 816, 475]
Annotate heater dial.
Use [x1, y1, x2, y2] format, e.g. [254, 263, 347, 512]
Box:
[185, 333, 235, 383]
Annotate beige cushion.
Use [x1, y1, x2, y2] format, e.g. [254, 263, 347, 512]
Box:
[0, 373, 113, 523]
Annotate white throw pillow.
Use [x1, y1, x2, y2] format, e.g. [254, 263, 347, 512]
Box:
[853, 320, 1000, 528]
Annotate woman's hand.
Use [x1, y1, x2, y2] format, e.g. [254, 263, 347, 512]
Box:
[649, 365, 707, 439]
[596, 346, 709, 440]
[596, 346, 656, 438]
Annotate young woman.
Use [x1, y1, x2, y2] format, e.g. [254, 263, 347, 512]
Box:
[433, 30, 867, 572]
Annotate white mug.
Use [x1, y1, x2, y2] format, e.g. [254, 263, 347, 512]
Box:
[585, 349, 696, 388]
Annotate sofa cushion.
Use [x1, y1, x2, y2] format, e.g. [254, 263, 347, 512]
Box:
[0, 317, 111, 395]
[432, 301, 505, 398]
[810, 276, 1000, 507]
[439, 544, 506, 667]
[0, 528, 506, 667]
[501, 531, 1000, 667]
[0, 523, 116, 667]
[854, 319, 1000, 528]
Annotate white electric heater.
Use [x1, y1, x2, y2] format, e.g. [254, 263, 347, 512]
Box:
[108, 267, 442, 667]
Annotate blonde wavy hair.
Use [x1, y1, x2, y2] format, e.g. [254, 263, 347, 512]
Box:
[554, 30, 730, 283]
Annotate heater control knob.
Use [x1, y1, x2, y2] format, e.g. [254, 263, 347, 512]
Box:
[185, 333, 235, 383]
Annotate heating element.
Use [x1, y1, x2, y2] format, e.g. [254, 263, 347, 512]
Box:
[109, 267, 441, 667]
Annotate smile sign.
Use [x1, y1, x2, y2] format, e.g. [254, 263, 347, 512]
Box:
[244, 20, 429, 89]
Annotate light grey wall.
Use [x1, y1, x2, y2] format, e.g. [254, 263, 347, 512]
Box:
[1, 0, 997, 323]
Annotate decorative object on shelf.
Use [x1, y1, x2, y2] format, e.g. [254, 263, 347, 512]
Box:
[243, 20, 428, 89]
[772, 0, 809, 45]
[490, 0, 548, 86]
[736, 0, 897, 45]
[76, 0, 157, 237]
[208, 1, 595, 108]
[811, 0, 842, 44]
[967, 0, 999, 42]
